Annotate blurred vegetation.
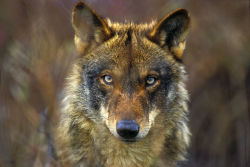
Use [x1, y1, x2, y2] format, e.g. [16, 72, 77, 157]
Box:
[0, 0, 249, 167]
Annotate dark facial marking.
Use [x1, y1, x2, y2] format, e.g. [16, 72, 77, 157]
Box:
[81, 59, 115, 111]
[147, 62, 173, 109]
[125, 29, 132, 46]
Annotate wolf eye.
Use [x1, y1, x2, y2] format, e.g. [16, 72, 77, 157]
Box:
[102, 75, 113, 85]
[146, 76, 157, 86]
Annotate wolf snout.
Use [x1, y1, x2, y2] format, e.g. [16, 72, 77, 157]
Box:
[116, 120, 140, 140]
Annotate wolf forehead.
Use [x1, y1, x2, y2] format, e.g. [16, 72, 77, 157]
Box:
[84, 23, 171, 55]
[81, 24, 177, 71]
[107, 20, 157, 33]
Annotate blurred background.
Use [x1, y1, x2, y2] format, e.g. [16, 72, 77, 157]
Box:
[0, 0, 249, 167]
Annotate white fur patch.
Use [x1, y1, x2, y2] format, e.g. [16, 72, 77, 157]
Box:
[138, 108, 160, 138]
[182, 122, 190, 145]
[99, 105, 119, 138]
[100, 105, 108, 123]
[149, 109, 160, 126]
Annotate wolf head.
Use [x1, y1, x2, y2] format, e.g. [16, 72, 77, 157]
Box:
[67, 1, 190, 143]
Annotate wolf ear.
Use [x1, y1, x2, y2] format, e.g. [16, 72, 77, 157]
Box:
[148, 9, 190, 60]
[72, 2, 112, 53]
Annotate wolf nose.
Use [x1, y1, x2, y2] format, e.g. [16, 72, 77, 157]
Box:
[116, 120, 139, 139]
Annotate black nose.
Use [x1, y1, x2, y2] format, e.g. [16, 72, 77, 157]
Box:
[116, 120, 139, 139]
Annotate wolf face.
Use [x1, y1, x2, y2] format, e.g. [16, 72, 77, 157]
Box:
[58, 1, 190, 166]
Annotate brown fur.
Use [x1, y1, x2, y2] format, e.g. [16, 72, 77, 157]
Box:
[56, 1, 191, 167]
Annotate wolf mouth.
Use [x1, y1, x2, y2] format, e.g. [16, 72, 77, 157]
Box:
[120, 138, 138, 143]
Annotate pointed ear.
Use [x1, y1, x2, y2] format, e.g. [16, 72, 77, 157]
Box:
[148, 9, 190, 60]
[72, 2, 112, 53]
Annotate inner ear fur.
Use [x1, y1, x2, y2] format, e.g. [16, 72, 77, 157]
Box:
[72, 1, 112, 53]
[148, 9, 190, 60]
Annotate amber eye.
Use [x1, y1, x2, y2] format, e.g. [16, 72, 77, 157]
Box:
[146, 76, 157, 86]
[102, 75, 113, 85]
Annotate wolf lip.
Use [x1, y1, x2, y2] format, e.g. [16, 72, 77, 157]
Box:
[120, 138, 137, 143]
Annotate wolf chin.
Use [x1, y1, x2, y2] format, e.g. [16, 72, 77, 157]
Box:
[56, 1, 191, 167]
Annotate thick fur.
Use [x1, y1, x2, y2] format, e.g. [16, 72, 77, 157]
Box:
[56, 2, 191, 167]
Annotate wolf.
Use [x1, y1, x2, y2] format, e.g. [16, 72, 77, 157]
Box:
[56, 1, 191, 167]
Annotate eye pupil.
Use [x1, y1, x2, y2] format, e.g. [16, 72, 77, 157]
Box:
[103, 75, 112, 84]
